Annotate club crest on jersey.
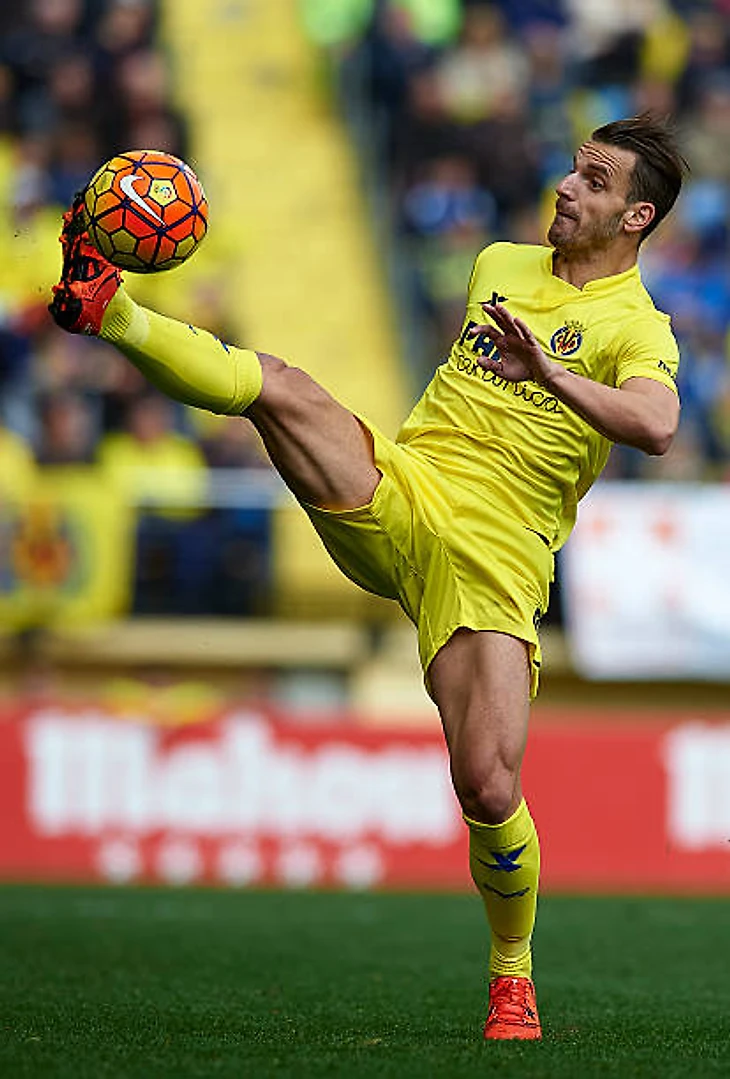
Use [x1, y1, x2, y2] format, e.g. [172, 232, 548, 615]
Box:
[550, 320, 584, 357]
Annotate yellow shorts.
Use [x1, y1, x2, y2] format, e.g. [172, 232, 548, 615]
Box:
[303, 420, 554, 698]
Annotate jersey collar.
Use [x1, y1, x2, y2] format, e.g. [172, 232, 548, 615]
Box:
[542, 248, 642, 294]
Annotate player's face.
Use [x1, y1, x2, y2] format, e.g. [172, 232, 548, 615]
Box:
[548, 142, 637, 255]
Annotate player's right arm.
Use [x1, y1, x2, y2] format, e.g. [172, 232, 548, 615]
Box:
[471, 302, 679, 456]
[537, 369, 678, 455]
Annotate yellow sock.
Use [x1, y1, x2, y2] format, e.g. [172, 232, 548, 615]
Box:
[465, 799, 540, 980]
[100, 287, 263, 415]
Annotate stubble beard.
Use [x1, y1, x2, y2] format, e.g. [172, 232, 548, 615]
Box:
[548, 208, 626, 258]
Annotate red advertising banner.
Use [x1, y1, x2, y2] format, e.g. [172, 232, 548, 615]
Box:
[0, 705, 729, 892]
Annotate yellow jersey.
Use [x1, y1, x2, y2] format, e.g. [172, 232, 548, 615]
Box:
[397, 242, 680, 550]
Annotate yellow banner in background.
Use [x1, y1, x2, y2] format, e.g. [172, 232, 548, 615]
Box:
[0, 467, 134, 628]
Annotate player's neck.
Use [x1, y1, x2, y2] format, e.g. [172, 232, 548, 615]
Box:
[551, 245, 638, 291]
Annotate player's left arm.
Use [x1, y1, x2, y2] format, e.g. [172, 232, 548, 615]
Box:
[472, 303, 679, 456]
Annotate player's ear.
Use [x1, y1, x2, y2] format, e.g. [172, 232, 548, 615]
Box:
[624, 201, 655, 235]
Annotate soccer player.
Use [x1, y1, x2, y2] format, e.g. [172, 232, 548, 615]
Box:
[49, 114, 686, 1041]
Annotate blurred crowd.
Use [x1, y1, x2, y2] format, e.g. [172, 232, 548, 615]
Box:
[307, 0, 730, 481]
[0, 0, 271, 615]
[2, 0, 730, 620]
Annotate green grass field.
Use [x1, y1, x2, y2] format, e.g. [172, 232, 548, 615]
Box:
[1, 886, 728, 1078]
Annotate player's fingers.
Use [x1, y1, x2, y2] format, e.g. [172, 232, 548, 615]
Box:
[476, 355, 503, 373]
[498, 305, 529, 337]
[468, 323, 504, 343]
[513, 316, 538, 343]
[484, 303, 525, 341]
[481, 302, 512, 328]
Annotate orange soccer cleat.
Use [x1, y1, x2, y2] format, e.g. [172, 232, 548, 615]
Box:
[48, 193, 122, 336]
[483, 976, 542, 1041]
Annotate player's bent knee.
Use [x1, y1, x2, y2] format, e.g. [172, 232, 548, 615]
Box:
[256, 354, 325, 415]
[256, 352, 291, 392]
[454, 762, 519, 824]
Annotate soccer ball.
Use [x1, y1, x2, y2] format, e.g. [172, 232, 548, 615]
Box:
[83, 150, 209, 273]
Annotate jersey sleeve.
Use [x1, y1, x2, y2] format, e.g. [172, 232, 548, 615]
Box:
[614, 314, 680, 394]
[466, 244, 495, 299]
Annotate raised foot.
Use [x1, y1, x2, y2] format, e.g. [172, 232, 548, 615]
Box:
[48, 192, 122, 336]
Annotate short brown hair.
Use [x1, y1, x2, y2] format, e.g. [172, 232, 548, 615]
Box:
[591, 113, 689, 241]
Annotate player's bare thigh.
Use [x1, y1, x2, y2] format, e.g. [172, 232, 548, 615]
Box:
[246, 352, 381, 511]
[429, 629, 531, 824]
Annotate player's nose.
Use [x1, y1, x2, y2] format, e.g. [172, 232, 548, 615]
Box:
[555, 172, 576, 200]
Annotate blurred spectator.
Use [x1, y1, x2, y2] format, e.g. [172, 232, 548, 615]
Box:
[201, 417, 273, 471]
[675, 326, 730, 473]
[563, 0, 666, 86]
[523, 22, 573, 182]
[105, 47, 187, 159]
[35, 391, 97, 465]
[464, 101, 542, 226]
[0, 0, 85, 135]
[495, 0, 567, 34]
[364, 2, 441, 167]
[12, 133, 53, 215]
[48, 122, 102, 207]
[682, 73, 730, 184]
[402, 155, 494, 237]
[392, 68, 464, 194]
[400, 154, 494, 363]
[435, 5, 529, 125]
[38, 49, 99, 132]
[0, 319, 35, 439]
[97, 392, 207, 511]
[0, 63, 13, 135]
[675, 8, 730, 112]
[97, 392, 208, 614]
[94, 0, 155, 62]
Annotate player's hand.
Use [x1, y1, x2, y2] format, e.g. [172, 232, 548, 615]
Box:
[469, 303, 558, 385]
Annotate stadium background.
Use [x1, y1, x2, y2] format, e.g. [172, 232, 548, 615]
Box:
[0, 0, 728, 894]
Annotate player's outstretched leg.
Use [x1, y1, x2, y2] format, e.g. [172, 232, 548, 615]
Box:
[48, 195, 263, 415]
[48, 196, 380, 512]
